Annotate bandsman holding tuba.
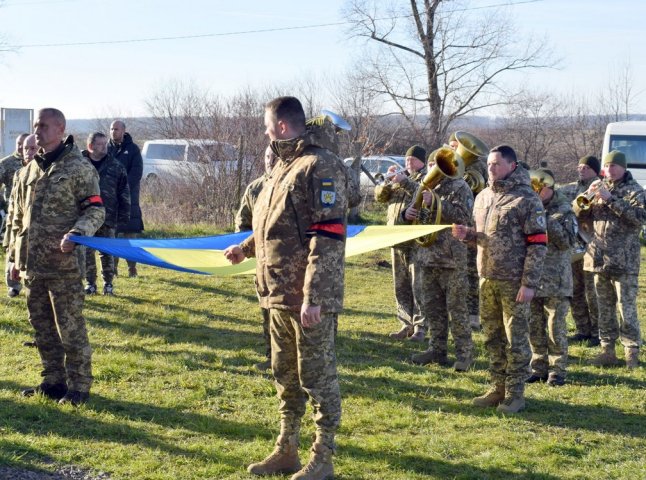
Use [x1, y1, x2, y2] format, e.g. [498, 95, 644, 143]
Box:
[374, 146, 428, 342]
[573, 151, 646, 369]
[404, 147, 475, 370]
[527, 168, 578, 386]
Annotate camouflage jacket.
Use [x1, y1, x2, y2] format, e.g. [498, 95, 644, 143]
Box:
[0, 152, 23, 206]
[305, 120, 361, 208]
[82, 151, 130, 229]
[240, 133, 348, 312]
[559, 176, 599, 202]
[573, 171, 646, 276]
[467, 166, 547, 287]
[234, 174, 268, 232]
[374, 167, 426, 248]
[535, 189, 577, 297]
[9, 140, 105, 279]
[412, 176, 473, 269]
[2, 167, 28, 249]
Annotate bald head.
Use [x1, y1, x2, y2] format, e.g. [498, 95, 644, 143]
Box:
[22, 134, 37, 164]
[110, 120, 126, 144]
[34, 108, 66, 153]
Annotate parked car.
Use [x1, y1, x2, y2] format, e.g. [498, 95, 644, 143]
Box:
[142, 139, 241, 186]
[343, 155, 406, 189]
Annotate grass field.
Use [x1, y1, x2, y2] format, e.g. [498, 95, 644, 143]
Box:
[0, 224, 644, 479]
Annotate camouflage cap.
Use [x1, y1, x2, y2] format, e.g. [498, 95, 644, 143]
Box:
[603, 150, 627, 169]
[578, 155, 600, 175]
[405, 145, 427, 162]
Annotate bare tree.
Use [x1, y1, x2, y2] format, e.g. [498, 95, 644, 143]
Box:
[598, 60, 643, 122]
[344, 0, 556, 147]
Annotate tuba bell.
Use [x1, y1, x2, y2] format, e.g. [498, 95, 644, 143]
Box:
[412, 147, 465, 247]
[454, 131, 489, 194]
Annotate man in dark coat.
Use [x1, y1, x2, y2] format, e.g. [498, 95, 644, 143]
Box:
[108, 120, 143, 277]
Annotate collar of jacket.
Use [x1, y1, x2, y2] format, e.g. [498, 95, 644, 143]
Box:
[34, 136, 76, 173]
[270, 133, 315, 163]
[110, 132, 133, 149]
[608, 170, 633, 188]
[545, 188, 568, 209]
[491, 164, 530, 193]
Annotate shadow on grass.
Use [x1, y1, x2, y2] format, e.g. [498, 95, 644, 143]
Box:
[340, 443, 561, 480]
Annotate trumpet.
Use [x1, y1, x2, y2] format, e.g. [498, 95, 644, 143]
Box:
[374, 167, 409, 185]
[575, 179, 609, 210]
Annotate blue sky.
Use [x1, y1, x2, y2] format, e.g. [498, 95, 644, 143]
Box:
[0, 0, 643, 119]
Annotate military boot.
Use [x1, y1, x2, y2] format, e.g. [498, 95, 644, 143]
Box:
[625, 347, 639, 369]
[411, 350, 449, 366]
[389, 325, 412, 340]
[472, 384, 505, 407]
[593, 343, 620, 367]
[496, 394, 526, 414]
[291, 443, 334, 480]
[247, 432, 301, 476]
[453, 351, 473, 372]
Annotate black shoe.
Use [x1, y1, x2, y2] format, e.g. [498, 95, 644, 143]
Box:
[22, 340, 37, 348]
[567, 333, 591, 343]
[7, 288, 20, 298]
[547, 373, 566, 387]
[84, 283, 97, 295]
[58, 390, 89, 406]
[128, 267, 138, 278]
[526, 373, 548, 383]
[22, 382, 68, 401]
[103, 283, 114, 296]
[587, 336, 601, 347]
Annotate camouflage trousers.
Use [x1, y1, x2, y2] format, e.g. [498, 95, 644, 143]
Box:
[570, 259, 599, 337]
[391, 247, 424, 332]
[466, 245, 479, 317]
[414, 265, 473, 360]
[115, 231, 139, 270]
[5, 253, 22, 293]
[529, 297, 569, 376]
[593, 272, 642, 348]
[270, 309, 341, 450]
[480, 278, 531, 394]
[24, 276, 93, 392]
[85, 225, 116, 284]
[261, 307, 271, 359]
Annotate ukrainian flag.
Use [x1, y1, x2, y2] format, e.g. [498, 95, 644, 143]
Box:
[72, 225, 450, 276]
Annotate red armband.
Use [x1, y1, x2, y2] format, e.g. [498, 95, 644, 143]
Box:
[307, 219, 345, 241]
[526, 232, 547, 245]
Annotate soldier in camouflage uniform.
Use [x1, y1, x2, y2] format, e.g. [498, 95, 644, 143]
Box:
[8, 108, 105, 406]
[453, 146, 547, 414]
[559, 155, 602, 346]
[82, 132, 130, 296]
[225, 97, 348, 480]
[235, 146, 277, 371]
[405, 154, 475, 371]
[573, 151, 646, 369]
[527, 169, 577, 386]
[374, 146, 428, 342]
[2, 133, 32, 297]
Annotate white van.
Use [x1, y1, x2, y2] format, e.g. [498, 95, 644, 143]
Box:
[602, 121, 646, 188]
[142, 139, 239, 185]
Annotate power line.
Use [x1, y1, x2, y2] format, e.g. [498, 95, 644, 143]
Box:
[0, 0, 543, 50]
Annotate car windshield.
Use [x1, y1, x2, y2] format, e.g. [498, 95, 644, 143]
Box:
[146, 144, 185, 161]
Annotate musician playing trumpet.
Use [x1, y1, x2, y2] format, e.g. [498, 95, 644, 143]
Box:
[572, 151, 646, 369]
[374, 146, 428, 342]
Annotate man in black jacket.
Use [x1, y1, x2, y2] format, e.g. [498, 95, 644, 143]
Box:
[83, 132, 130, 295]
[108, 120, 143, 277]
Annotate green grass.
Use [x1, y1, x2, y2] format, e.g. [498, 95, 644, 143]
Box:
[0, 242, 644, 479]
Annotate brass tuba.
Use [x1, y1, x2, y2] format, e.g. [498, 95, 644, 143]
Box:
[454, 131, 489, 194]
[412, 147, 465, 247]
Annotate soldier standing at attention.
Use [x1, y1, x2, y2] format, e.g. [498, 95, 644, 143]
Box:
[82, 132, 130, 296]
[573, 151, 646, 369]
[374, 146, 428, 342]
[1, 133, 31, 297]
[108, 120, 143, 278]
[405, 151, 475, 371]
[234, 145, 277, 371]
[559, 155, 602, 346]
[8, 108, 105, 406]
[527, 169, 577, 386]
[453, 146, 547, 414]
[224, 96, 348, 480]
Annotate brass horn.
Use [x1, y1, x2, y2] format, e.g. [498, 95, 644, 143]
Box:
[454, 131, 489, 194]
[412, 147, 465, 247]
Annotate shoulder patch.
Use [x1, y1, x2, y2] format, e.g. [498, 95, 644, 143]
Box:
[320, 178, 336, 207]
